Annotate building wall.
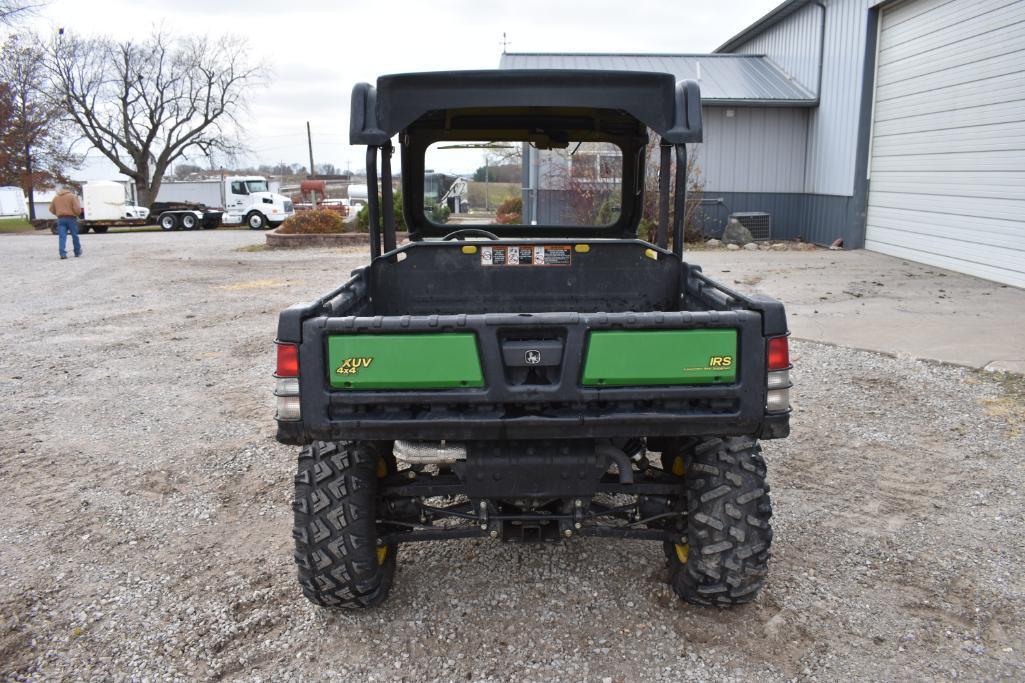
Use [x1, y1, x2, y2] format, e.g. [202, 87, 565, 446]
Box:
[734, 0, 874, 197]
[522, 105, 810, 225]
[733, 2, 824, 92]
[697, 107, 809, 193]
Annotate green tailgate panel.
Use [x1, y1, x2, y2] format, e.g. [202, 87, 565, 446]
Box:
[582, 329, 738, 386]
[327, 333, 484, 389]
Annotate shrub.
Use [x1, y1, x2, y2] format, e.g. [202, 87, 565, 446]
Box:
[278, 208, 346, 234]
[495, 196, 522, 224]
[428, 201, 451, 224]
[355, 191, 407, 233]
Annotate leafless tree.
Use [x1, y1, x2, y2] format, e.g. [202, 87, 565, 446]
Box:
[46, 29, 266, 206]
[0, 0, 43, 26]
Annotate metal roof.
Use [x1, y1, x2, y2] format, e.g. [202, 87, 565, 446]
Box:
[715, 0, 813, 53]
[499, 52, 816, 106]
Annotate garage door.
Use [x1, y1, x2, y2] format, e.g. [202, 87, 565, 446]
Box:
[866, 0, 1025, 288]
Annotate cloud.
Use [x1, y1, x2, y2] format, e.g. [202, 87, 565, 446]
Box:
[31, 0, 781, 172]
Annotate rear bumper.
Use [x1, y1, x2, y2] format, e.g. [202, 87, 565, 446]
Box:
[276, 412, 788, 445]
[276, 309, 790, 445]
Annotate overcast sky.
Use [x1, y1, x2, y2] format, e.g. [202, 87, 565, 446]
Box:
[24, 0, 780, 180]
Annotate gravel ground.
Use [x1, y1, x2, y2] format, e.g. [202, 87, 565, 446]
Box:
[1, 230, 1024, 681]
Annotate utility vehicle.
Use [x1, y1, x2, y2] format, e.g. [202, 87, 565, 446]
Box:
[274, 70, 791, 609]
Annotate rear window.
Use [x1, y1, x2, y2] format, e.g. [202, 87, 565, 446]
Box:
[423, 140, 623, 227]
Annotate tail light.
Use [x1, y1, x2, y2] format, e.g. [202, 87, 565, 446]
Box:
[275, 342, 301, 421]
[276, 343, 299, 377]
[765, 336, 791, 413]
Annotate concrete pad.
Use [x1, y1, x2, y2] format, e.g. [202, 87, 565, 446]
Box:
[689, 247, 1025, 374]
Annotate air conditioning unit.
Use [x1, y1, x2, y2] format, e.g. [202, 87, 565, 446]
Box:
[729, 211, 771, 241]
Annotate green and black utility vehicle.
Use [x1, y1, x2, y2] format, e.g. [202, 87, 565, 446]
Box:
[274, 70, 792, 609]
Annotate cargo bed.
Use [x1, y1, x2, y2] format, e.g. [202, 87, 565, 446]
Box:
[275, 239, 789, 445]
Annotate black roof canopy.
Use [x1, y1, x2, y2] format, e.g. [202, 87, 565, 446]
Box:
[350, 69, 703, 145]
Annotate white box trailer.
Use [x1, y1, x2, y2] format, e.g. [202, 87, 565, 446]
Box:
[0, 186, 27, 217]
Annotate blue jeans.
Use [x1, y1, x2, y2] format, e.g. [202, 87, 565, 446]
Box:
[57, 217, 81, 258]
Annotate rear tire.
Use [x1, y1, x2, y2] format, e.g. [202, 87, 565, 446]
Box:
[292, 440, 397, 609]
[158, 213, 178, 231]
[92, 226, 108, 234]
[79, 225, 92, 234]
[665, 436, 773, 606]
[181, 213, 198, 230]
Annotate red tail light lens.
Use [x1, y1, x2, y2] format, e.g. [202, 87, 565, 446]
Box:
[767, 336, 790, 371]
[276, 343, 299, 377]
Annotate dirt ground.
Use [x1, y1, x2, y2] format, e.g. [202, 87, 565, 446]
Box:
[1, 231, 1024, 681]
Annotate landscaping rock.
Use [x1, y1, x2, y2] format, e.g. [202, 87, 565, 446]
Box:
[721, 218, 754, 246]
[743, 242, 759, 251]
[706, 238, 721, 248]
[726, 243, 741, 251]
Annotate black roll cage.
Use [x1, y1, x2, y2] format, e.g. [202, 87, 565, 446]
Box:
[353, 69, 702, 258]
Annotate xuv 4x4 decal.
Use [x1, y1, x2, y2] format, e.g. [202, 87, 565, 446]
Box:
[336, 357, 374, 376]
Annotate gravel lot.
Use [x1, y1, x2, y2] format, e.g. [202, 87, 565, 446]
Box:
[2, 230, 1024, 681]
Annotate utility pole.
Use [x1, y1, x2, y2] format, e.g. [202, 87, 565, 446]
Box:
[306, 121, 317, 207]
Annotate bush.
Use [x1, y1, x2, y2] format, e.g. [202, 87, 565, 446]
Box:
[428, 202, 451, 224]
[355, 191, 407, 233]
[278, 209, 346, 234]
[495, 196, 522, 224]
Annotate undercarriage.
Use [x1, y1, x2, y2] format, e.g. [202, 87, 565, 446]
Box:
[377, 439, 686, 547]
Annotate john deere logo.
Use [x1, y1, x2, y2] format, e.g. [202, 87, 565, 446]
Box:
[525, 349, 542, 365]
[336, 356, 374, 376]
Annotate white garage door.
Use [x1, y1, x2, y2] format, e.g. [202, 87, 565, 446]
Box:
[866, 0, 1025, 288]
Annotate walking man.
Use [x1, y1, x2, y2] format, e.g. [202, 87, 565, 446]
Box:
[49, 187, 83, 260]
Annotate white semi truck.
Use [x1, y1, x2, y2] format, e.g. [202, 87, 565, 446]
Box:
[155, 176, 294, 230]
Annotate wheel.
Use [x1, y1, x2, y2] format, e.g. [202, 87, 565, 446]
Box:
[663, 436, 773, 606]
[158, 213, 178, 231]
[292, 440, 397, 609]
[79, 225, 92, 234]
[246, 212, 267, 230]
[180, 213, 198, 230]
[92, 226, 108, 234]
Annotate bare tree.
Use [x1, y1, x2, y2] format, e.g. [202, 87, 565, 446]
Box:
[0, 0, 43, 26]
[0, 33, 80, 219]
[46, 29, 266, 206]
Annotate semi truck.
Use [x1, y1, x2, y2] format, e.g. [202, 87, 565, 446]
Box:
[155, 176, 294, 230]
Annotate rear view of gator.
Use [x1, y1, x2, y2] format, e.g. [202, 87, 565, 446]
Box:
[274, 69, 791, 609]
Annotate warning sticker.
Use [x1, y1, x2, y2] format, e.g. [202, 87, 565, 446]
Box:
[480, 245, 572, 267]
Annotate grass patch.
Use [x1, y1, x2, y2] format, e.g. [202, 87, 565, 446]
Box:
[236, 243, 268, 253]
[0, 217, 33, 233]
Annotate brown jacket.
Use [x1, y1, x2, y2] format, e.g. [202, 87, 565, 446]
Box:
[49, 189, 82, 218]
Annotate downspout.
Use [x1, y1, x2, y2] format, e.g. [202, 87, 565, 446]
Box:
[801, 0, 828, 232]
[811, 1, 826, 102]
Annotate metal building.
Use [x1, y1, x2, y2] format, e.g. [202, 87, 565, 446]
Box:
[501, 0, 1025, 288]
